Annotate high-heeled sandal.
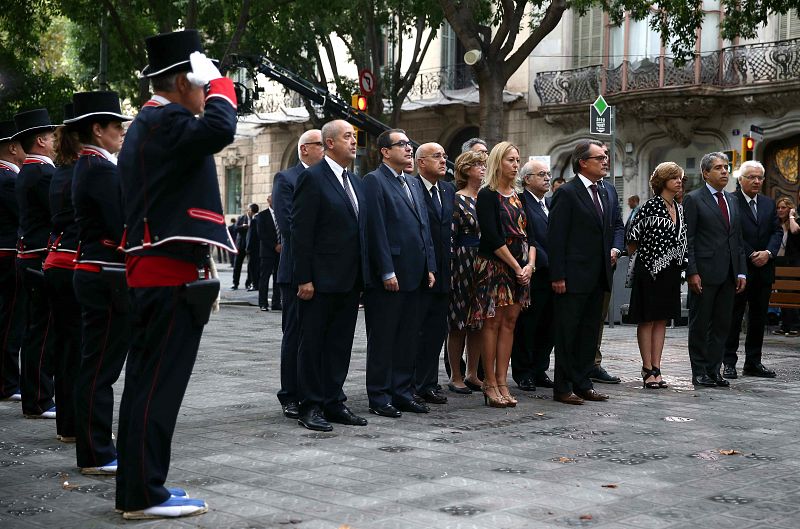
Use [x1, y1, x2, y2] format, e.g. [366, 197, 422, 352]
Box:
[652, 367, 668, 388]
[497, 384, 517, 407]
[642, 367, 660, 389]
[482, 385, 507, 408]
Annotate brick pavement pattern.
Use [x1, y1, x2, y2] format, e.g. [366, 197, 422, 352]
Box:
[1, 268, 799, 528]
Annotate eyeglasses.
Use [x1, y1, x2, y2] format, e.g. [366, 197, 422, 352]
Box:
[742, 174, 765, 181]
[420, 153, 448, 161]
[583, 155, 609, 162]
[388, 140, 414, 149]
[302, 141, 323, 147]
[533, 171, 551, 178]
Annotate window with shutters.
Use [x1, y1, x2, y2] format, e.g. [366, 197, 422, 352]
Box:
[572, 7, 604, 68]
[777, 8, 800, 40]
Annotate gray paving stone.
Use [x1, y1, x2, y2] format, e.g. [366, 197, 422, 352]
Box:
[1, 268, 799, 527]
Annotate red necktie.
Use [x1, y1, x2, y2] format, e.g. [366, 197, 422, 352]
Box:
[715, 192, 730, 230]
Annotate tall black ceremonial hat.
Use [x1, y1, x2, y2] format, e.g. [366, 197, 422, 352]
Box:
[63, 91, 132, 124]
[141, 29, 216, 78]
[12, 108, 56, 139]
[63, 102, 75, 123]
[0, 120, 18, 143]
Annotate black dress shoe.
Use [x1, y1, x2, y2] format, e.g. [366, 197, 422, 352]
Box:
[589, 366, 621, 384]
[418, 389, 447, 404]
[722, 365, 737, 379]
[298, 408, 333, 432]
[325, 406, 368, 426]
[742, 363, 776, 378]
[271, 305, 282, 311]
[395, 399, 429, 413]
[260, 306, 269, 312]
[534, 374, 554, 389]
[229, 285, 238, 290]
[576, 389, 609, 401]
[713, 374, 730, 387]
[692, 375, 717, 387]
[463, 379, 483, 392]
[369, 404, 401, 418]
[447, 382, 472, 394]
[282, 402, 300, 419]
[517, 378, 536, 391]
[246, 286, 255, 292]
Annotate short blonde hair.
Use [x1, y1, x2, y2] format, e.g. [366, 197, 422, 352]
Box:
[454, 150, 487, 190]
[650, 162, 684, 195]
[483, 141, 519, 192]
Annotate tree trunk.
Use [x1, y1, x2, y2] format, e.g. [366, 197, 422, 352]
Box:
[477, 71, 505, 147]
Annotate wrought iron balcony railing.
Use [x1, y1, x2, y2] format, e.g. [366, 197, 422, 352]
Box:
[534, 37, 800, 106]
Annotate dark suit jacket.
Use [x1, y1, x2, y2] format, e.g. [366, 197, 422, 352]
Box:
[547, 176, 614, 294]
[683, 186, 747, 285]
[416, 176, 454, 294]
[599, 178, 625, 251]
[292, 160, 368, 293]
[234, 214, 250, 250]
[363, 164, 435, 291]
[734, 191, 782, 284]
[521, 190, 550, 288]
[273, 163, 305, 285]
[254, 208, 279, 258]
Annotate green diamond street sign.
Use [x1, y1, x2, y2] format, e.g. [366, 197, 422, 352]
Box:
[593, 95, 608, 115]
[590, 95, 612, 135]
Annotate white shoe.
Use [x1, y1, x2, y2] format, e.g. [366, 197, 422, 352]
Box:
[24, 406, 56, 419]
[1, 391, 21, 401]
[122, 497, 208, 519]
[80, 459, 117, 475]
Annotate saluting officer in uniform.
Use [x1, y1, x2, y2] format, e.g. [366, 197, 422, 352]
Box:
[0, 121, 25, 402]
[13, 108, 57, 419]
[45, 103, 82, 442]
[67, 91, 133, 476]
[115, 30, 237, 520]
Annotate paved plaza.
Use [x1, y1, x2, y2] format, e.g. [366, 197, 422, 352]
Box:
[1, 266, 800, 528]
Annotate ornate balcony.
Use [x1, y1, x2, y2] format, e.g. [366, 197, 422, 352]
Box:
[534, 37, 800, 106]
[406, 63, 477, 99]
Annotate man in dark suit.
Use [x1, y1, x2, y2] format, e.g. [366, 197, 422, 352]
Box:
[684, 151, 747, 388]
[547, 140, 616, 405]
[254, 194, 280, 311]
[245, 203, 260, 292]
[13, 108, 57, 419]
[589, 144, 625, 385]
[363, 129, 436, 418]
[272, 129, 323, 419]
[413, 142, 453, 405]
[512, 159, 554, 391]
[293, 119, 369, 432]
[723, 161, 781, 378]
[230, 204, 255, 290]
[0, 121, 25, 402]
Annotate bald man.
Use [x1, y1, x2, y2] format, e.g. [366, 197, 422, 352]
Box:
[273, 128, 324, 419]
[413, 143, 454, 404]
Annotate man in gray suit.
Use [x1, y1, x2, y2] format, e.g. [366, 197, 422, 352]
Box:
[683, 152, 747, 388]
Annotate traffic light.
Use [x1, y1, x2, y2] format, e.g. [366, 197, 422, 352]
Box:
[356, 130, 366, 148]
[351, 94, 367, 112]
[741, 135, 756, 162]
[722, 149, 739, 172]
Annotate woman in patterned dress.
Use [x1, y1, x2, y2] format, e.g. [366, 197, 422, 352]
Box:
[469, 142, 536, 407]
[627, 162, 687, 388]
[446, 150, 487, 394]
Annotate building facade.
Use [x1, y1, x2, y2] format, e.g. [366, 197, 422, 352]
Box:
[216, 6, 800, 219]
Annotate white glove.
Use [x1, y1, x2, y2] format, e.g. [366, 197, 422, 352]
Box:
[186, 51, 222, 87]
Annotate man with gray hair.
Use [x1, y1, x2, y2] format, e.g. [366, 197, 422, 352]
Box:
[272, 128, 323, 420]
[461, 137, 488, 154]
[723, 160, 781, 379]
[683, 151, 747, 388]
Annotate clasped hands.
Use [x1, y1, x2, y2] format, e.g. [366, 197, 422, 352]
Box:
[516, 264, 533, 286]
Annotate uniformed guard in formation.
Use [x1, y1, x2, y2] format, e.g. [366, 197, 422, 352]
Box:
[0, 29, 237, 521]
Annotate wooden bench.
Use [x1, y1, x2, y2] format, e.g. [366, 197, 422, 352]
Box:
[770, 266, 800, 309]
